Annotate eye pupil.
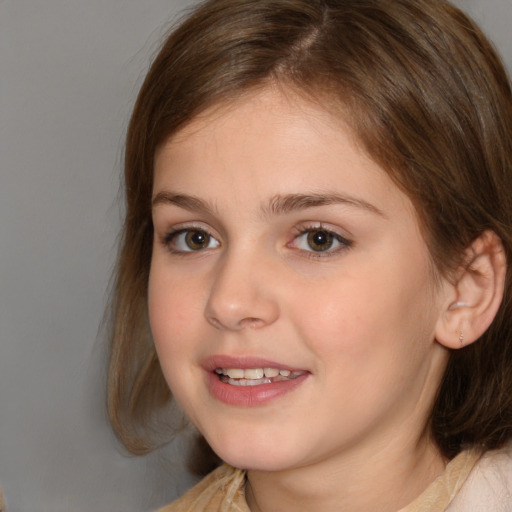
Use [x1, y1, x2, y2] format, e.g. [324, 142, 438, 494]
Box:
[307, 230, 333, 251]
[185, 230, 209, 250]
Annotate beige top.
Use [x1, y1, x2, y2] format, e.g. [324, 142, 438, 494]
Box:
[158, 445, 512, 512]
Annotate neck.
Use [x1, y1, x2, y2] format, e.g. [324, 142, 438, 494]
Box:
[245, 436, 446, 512]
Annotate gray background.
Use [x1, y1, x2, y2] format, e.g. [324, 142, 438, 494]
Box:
[0, 1, 510, 511]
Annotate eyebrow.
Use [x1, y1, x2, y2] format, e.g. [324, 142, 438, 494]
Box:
[152, 191, 217, 215]
[152, 191, 384, 217]
[263, 192, 385, 217]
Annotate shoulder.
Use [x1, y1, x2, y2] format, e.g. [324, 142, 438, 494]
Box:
[448, 442, 512, 511]
[157, 464, 247, 512]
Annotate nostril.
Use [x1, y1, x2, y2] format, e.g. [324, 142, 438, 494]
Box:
[239, 317, 266, 329]
[204, 269, 280, 331]
[206, 316, 226, 330]
[206, 315, 266, 330]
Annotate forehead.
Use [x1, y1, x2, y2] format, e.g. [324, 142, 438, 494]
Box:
[160, 84, 363, 151]
[153, 87, 412, 219]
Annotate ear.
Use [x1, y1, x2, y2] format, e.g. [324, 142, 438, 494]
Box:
[435, 230, 506, 349]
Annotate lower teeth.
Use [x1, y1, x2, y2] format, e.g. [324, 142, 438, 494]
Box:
[219, 374, 300, 386]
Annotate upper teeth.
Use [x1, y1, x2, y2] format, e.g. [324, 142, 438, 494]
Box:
[215, 368, 292, 379]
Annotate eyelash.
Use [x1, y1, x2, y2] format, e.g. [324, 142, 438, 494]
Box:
[162, 225, 220, 254]
[160, 224, 353, 258]
[290, 225, 353, 259]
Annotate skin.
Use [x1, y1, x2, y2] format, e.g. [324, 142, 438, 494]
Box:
[149, 87, 454, 512]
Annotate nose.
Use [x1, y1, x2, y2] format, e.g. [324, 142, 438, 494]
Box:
[204, 251, 280, 331]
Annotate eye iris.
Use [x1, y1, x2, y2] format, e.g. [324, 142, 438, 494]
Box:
[307, 230, 333, 251]
[185, 230, 209, 250]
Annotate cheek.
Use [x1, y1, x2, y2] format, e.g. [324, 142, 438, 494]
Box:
[148, 266, 202, 364]
[148, 269, 207, 410]
[292, 272, 384, 347]
[293, 257, 438, 372]
[294, 275, 438, 433]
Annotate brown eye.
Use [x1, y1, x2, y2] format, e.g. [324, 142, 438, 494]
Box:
[306, 230, 334, 252]
[292, 227, 352, 256]
[185, 230, 211, 250]
[166, 228, 220, 252]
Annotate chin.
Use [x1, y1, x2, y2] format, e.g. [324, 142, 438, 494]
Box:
[207, 435, 302, 472]
[222, 453, 298, 472]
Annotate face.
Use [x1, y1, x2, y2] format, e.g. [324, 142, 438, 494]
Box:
[149, 88, 450, 472]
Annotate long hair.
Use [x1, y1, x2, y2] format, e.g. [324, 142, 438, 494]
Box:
[108, 0, 512, 463]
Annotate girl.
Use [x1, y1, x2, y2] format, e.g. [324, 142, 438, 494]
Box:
[108, 0, 512, 510]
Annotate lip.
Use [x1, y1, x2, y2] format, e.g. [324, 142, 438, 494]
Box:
[202, 355, 310, 407]
[202, 355, 301, 373]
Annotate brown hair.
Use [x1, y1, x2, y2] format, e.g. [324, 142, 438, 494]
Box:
[108, 0, 512, 463]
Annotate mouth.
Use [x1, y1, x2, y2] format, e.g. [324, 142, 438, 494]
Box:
[204, 357, 309, 406]
[215, 367, 305, 387]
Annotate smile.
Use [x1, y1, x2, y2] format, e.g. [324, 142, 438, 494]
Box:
[215, 367, 305, 386]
